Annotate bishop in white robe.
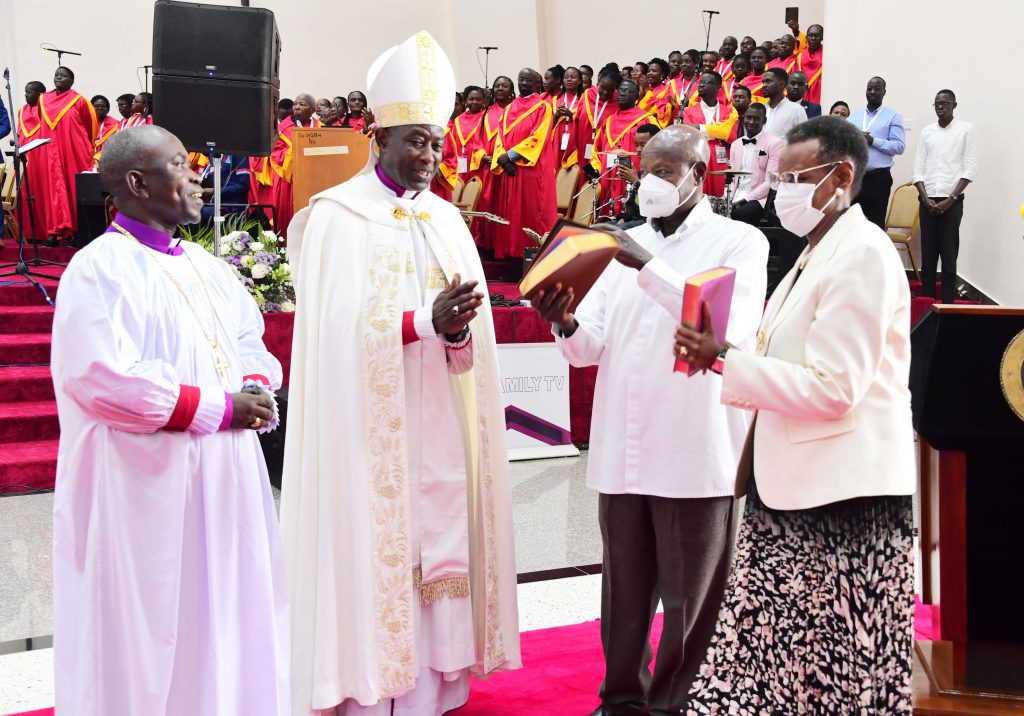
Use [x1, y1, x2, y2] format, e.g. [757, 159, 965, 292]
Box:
[281, 31, 520, 716]
[51, 126, 290, 715]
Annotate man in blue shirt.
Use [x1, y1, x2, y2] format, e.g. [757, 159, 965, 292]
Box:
[0, 96, 10, 141]
[848, 76, 905, 227]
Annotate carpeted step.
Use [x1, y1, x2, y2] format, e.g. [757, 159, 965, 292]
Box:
[0, 305, 56, 333]
[0, 333, 52, 365]
[0, 400, 60, 442]
[0, 278, 60, 306]
[0, 244, 77, 263]
[0, 439, 58, 493]
[0, 365, 55, 402]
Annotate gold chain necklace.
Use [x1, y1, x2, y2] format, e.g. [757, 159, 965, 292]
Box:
[110, 221, 231, 389]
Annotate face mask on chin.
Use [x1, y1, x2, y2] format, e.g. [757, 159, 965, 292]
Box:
[774, 164, 844, 237]
[638, 163, 699, 218]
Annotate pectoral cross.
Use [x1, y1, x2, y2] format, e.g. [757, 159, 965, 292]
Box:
[211, 343, 231, 389]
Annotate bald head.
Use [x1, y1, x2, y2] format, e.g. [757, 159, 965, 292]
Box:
[517, 67, 542, 96]
[642, 125, 710, 166]
[99, 125, 203, 230]
[293, 94, 315, 123]
[99, 125, 175, 194]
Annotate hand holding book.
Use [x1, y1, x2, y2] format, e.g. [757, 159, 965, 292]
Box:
[675, 302, 727, 373]
[529, 282, 577, 337]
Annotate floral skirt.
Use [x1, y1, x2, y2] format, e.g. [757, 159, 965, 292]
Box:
[685, 482, 915, 715]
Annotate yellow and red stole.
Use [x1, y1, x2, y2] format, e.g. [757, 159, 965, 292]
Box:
[453, 110, 486, 171]
[491, 95, 552, 170]
[93, 116, 119, 162]
[796, 47, 823, 104]
[271, 116, 321, 183]
[766, 55, 797, 74]
[18, 105, 41, 143]
[590, 106, 652, 172]
[668, 74, 700, 110]
[40, 89, 97, 139]
[638, 82, 677, 128]
[715, 58, 735, 82]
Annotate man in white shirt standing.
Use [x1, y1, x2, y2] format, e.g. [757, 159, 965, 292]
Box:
[761, 67, 807, 140]
[531, 126, 768, 716]
[728, 103, 784, 225]
[912, 89, 976, 303]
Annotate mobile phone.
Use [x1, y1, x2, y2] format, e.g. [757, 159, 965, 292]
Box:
[785, 6, 799, 24]
[617, 155, 633, 168]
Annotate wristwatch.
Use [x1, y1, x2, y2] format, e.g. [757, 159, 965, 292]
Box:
[711, 346, 729, 375]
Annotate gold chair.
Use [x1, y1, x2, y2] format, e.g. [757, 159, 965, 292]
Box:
[884, 182, 921, 282]
[2, 159, 22, 240]
[555, 165, 580, 217]
[456, 176, 482, 212]
[452, 177, 465, 204]
[570, 181, 599, 225]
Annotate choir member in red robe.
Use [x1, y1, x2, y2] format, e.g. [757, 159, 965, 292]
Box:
[487, 68, 556, 259]
[430, 92, 465, 200]
[766, 34, 798, 74]
[728, 85, 753, 143]
[342, 91, 371, 132]
[115, 93, 134, 123]
[580, 65, 594, 90]
[716, 36, 738, 81]
[701, 52, 730, 106]
[740, 36, 757, 55]
[588, 79, 652, 219]
[91, 95, 119, 165]
[552, 67, 584, 169]
[668, 50, 701, 110]
[315, 98, 340, 127]
[564, 69, 617, 171]
[638, 58, 677, 129]
[270, 93, 320, 234]
[681, 71, 738, 197]
[34, 67, 97, 244]
[473, 76, 515, 250]
[740, 47, 769, 100]
[117, 92, 154, 130]
[795, 24, 824, 105]
[248, 156, 276, 225]
[17, 81, 48, 242]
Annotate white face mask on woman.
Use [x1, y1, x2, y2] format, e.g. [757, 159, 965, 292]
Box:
[773, 162, 846, 237]
[638, 163, 699, 218]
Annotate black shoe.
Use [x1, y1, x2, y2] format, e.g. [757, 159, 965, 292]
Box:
[43, 236, 60, 248]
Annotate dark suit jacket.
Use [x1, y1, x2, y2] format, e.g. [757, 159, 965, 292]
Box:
[802, 100, 822, 119]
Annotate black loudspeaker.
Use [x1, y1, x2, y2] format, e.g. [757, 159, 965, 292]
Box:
[153, 75, 279, 156]
[152, 0, 280, 156]
[153, 0, 280, 86]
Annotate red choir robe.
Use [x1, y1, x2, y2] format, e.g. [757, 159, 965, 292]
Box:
[269, 116, 321, 235]
[487, 94, 556, 258]
[589, 106, 653, 218]
[93, 115, 119, 164]
[430, 121, 459, 201]
[16, 104, 47, 241]
[668, 74, 701, 111]
[681, 100, 738, 197]
[796, 46, 823, 105]
[638, 82, 678, 129]
[564, 86, 613, 170]
[452, 110, 488, 186]
[543, 91, 581, 170]
[344, 115, 366, 132]
[117, 113, 153, 130]
[471, 102, 509, 248]
[740, 71, 767, 100]
[188, 151, 210, 173]
[766, 55, 798, 74]
[715, 58, 735, 82]
[34, 89, 98, 238]
[248, 156, 276, 223]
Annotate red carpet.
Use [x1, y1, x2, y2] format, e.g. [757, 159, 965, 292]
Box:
[4, 600, 940, 716]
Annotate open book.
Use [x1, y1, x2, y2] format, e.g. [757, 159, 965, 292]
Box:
[675, 266, 736, 376]
[518, 219, 620, 314]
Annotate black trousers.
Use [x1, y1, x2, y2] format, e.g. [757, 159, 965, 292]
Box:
[919, 196, 964, 304]
[854, 167, 894, 228]
[730, 199, 765, 225]
[597, 493, 738, 716]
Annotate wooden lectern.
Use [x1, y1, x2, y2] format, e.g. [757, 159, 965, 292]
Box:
[910, 305, 1024, 712]
[291, 128, 372, 214]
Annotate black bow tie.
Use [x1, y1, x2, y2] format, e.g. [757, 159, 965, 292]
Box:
[742, 137, 757, 145]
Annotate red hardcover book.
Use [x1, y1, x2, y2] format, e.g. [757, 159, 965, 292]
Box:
[674, 266, 736, 376]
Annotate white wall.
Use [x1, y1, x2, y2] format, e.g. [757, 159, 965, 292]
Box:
[825, 0, 1023, 306]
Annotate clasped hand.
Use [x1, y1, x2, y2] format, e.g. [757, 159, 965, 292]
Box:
[230, 390, 274, 430]
[673, 302, 726, 373]
[432, 273, 484, 337]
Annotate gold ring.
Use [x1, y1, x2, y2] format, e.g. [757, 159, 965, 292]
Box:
[251, 417, 262, 429]
[453, 305, 459, 315]
[679, 345, 689, 357]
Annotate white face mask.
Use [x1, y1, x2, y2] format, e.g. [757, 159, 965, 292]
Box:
[638, 164, 699, 218]
[774, 165, 841, 237]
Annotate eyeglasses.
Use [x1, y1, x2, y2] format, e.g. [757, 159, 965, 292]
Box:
[769, 161, 844, 190]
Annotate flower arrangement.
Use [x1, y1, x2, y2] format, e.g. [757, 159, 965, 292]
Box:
[217, 229, 296, 312]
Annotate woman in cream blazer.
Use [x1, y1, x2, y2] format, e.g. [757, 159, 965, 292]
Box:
[676, 116, 916, 714]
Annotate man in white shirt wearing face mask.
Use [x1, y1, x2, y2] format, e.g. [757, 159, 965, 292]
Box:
[530, 125, 768, 716]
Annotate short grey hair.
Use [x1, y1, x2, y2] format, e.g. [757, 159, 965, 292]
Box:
[98, 125, 174, 194]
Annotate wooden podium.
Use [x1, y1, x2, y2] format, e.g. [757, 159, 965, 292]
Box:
[910, 305, 1024, 712]
[292, 127, 372, 214]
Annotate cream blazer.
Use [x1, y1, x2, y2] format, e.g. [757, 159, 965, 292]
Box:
[721, 204, 916, 510]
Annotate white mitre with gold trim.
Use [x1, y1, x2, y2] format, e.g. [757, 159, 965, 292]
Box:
[366, 30, 456, 130]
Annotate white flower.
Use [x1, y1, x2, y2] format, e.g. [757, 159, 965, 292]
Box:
[251, 263, 271, 279]
[279, 262, 291, 274]
[242, 255, 256, 269]
[219, 236, 235, 252]
[260, 230, 278, 243]
[280, 301, 296, 313]
[233, 240, 245, 252]
[249, 241, 264, 252]
[229, 264, 242, 276]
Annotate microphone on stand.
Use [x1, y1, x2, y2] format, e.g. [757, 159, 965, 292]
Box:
[478, 46, 498, 50]
[704, 9, 720, 14]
